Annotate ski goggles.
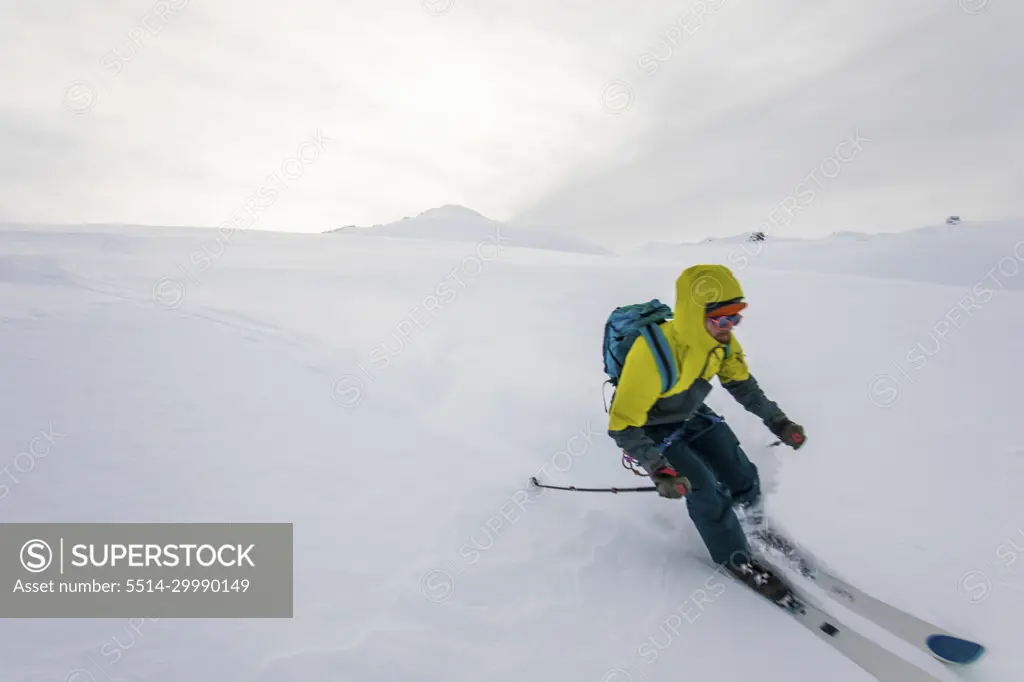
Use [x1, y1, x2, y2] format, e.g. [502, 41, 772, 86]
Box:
[707, 313, 742, 330]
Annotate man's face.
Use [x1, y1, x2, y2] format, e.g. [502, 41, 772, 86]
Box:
[705, 315, 738, 344]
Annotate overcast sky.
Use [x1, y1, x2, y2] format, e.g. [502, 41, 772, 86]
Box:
[1, 0, 1021, 249]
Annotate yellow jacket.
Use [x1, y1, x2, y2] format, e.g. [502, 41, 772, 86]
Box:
[607, 264, 787, 472]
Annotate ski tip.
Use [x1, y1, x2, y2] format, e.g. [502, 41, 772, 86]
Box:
[926, 634, 985, 665]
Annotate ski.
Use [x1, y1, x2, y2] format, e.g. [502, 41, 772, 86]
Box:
[768, 579, 947, 682]
[748, 519, 986, 666]
[716, 557, 946, 682]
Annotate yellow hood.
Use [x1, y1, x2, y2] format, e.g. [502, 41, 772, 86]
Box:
[672, 264, 745, 352]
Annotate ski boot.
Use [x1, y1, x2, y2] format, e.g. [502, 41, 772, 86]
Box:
[735, 498, 766, 537]
[750, 524, 819, 580]
[725, 553, 804, 613]
[735, 501, 819, 580]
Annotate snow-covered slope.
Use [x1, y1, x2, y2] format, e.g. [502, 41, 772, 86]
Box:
[636, 219, 1024, 290]
[327, 204, 613, 256]
[1, 219, 1023, 682]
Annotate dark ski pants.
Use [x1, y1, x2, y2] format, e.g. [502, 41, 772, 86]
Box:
[644, 407, 761, 566]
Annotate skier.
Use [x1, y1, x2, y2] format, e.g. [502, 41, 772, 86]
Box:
[606, 264, 806, 599]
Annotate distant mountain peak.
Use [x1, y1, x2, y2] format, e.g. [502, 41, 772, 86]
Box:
[324, 204, 612, 255]
[414, 205, 491, 221]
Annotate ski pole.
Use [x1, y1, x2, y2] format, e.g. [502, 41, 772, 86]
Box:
[529, 476, 656, 493]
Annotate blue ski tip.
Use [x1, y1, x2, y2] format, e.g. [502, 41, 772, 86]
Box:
[926, 634, 985, 665]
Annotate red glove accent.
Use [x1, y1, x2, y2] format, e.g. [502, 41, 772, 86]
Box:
[656, 467, 688, 496]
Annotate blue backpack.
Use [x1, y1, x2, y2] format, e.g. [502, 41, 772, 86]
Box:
[602, 299, 679, 394]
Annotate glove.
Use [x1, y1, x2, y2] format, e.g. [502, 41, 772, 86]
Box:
[769, 418, 806, 449]
[652, 466, 690, 499]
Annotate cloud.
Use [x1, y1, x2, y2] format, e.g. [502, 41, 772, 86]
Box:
[0, 0, 1020, 245]
[0, 0, 639, 232]
[513, 0, 1024, 247]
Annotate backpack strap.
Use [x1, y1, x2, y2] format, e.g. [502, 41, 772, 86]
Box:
[638, 324, 678, 394]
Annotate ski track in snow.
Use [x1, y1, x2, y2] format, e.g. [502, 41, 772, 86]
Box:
[1, 221, 1023, 682]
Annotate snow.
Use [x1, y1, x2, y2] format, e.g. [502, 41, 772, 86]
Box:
[635, 219, 1024, 290]
[1, 217, 1023, 682]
